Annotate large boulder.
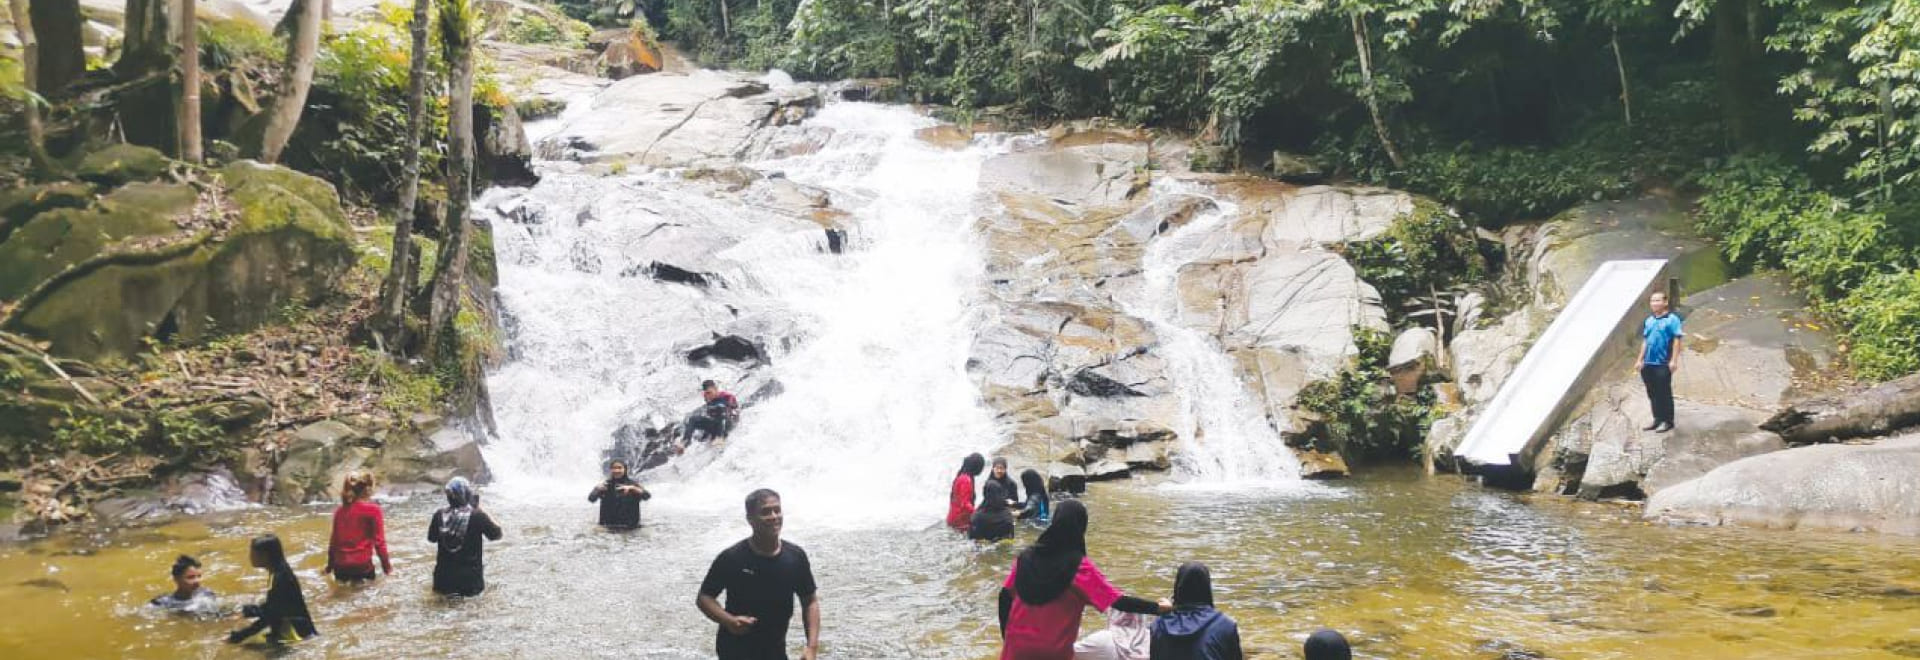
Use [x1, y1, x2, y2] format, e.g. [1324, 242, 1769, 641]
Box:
[2, 160, 355, 361]
[535, 70, 820, 168]
[1645, 433, 1920, 535]
[476, 102, 539, 187]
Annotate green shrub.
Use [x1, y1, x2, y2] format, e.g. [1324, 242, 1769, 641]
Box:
[199, 17, 280, 70]
[1343, 198, 1487, 318]
[349, 348, 447, 415]
[1836, 270, 1920, 380]
[503, 11, 591, 48]
[1294, 329, 1437, 461]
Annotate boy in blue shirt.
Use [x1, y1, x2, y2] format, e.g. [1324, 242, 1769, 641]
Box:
[1639, 290, 1684, 433]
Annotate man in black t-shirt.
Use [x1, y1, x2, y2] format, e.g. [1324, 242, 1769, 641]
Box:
[698, 488, 821, 660]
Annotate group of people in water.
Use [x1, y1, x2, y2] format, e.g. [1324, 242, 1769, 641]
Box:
[948, 452, 1354, 660]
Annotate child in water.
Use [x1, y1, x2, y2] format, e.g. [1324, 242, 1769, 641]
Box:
[227, 535, 318, 645]
[149, 554, 218, 615]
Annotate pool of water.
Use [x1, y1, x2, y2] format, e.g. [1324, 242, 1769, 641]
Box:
[3, 467, 1918, 659]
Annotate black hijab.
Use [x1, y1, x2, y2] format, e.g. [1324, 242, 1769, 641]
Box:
[1304, 628, 1352, 660]
[1019, 469, 1047, 504]
[1172, 561, 1213, 608]
[979, 480, 1011, 512]
[1013, 499, 1088, 604]
[960, 453, 986, 477]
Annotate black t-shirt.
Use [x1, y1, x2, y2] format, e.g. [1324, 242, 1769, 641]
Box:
[699, 539, 817, 659]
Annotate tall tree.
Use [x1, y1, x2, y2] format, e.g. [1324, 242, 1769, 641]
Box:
[27, 0, 84, 95]
[176, 0, 202, 163]
[257, 0, 323, 163]
[7, 0, 54, 172]
[379, 0, 435, 351]
[426, 0, 476, 358]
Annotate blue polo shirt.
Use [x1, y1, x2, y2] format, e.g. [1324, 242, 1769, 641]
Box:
[1642, 313, 1684, 366]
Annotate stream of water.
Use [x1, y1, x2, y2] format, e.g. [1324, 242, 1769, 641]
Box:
[4, 87, 1920, 660]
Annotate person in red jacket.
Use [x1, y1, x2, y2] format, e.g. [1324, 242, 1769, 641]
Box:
[325, 472, 392, 582]
[948, 453, 986, 532]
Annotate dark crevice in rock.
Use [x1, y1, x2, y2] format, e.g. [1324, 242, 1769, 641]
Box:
[824, 228, 846, 254]
[619, 261, 721, 288]
[687, 335, 765, 366]
[1067, 368, 1145, 398]
[1585, 480, 1646, 501]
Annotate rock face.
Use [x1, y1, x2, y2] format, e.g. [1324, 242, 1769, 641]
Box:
[535, 70, 820, 168]
[1645, 433, 1920, 535]
[476, 102, 539, 187]
[0, 155, 356, 361]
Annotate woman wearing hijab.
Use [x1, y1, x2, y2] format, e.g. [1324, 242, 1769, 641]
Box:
[1016, 469, 1050, 525]
[997, 500, 1170, 660]
[1148, 562, 1242, 660]
[428, 477, 504, 597]
[987, 457, 1019, 507]
[948, 453, 986, 532]
[969, 480, 1018, 542]
[226, 535, 317, 645]
[1303, 629, 1351, 660]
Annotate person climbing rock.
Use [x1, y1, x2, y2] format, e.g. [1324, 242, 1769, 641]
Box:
[969, 480, 1017, 542]
[1148, 562, 1243, 660]
[997, 500, 1172, 660]
[1639, 290, 1684, 433]
[226, 535, 317, 645]
[698, 489, 822, 660]
[1303, 629, 1351, 660]
[948, 453, 986, 533]
[681, 380, 741, 450]
[150, 555, 217, 613]
[429, 477, 503, 597]
[325, 471, 392, 582]
[987, 457, 1019, 508]
[1017, 469, 1051, 526]
[589, 459, 651, 529]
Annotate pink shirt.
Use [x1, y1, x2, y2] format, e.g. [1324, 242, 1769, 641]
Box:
[1000, 557, 1123, 660]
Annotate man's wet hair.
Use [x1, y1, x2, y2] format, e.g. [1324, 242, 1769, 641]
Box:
[702, 379, 718, 390]
[171, 554, 200, 578]
[745, 488, 780, 515]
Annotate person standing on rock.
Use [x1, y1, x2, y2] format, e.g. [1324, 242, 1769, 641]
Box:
[697, 488, 822, 660]
[429, 477, 503, 597]
[949, 453, 986, 532]
[1639, 290, 1685, 433]
[589, 459, 651, 529]
[681, 380, 741, 451]
[325, 471, 393, 582]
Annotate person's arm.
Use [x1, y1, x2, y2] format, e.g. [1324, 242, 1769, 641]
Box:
[1668, 322, 1683, 372]
[1638, 322, 1649, 370]
[800, 592, 822, 660]
[1110, 594, 1169, 615]
[478, 510, 504, 541]
[427, 511, 441, 544]
[323, 513, 337, 573]
[372, 506, 392, 574]
[635, 483, 652, 501]
[1222, 621, 1244, 660]
[589, 482, 605, 502]
[997, 587, 1013, 637]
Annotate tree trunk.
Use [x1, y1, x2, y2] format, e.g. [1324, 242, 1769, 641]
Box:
[718, 0, 730, 39]
[176, 0, 202, 163]
[118, 0, 175, 76]
[427, 24, 476, 359]
[1761, 373, 1920, 445]
[28, 0, 84, 96]
[1611, 27, 1632, 127]
[1350, 12, 1403, 168]
[8, 0, 55, 173]
[379, 0, 434, 352]
[257, 0, 322, 163]
[1712, 0, 1762, 147]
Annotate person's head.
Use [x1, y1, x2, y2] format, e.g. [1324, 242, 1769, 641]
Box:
[248, 534, 288, 572]
[1304, 629, 1351, 660]
[701, 379, 719, 400]
[1172, 561, 1214, 609]
[1649, 290, 1669, 316]
[170, 555, 203, 594]
[609, 460, 628, 481]
[445, 476, 476, 509]
[980, 480, 1009, 511]
[1020, 469, 1047, 501]
[340, 471, 375, 505]
[1040, 499, 1088, 553]
[991, 457, 1009, 479]
[744, 488, 782, 539]
[960, 453, 986, 477]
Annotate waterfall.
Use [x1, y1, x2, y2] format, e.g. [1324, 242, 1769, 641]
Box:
[482, 100, 1001, 527]
[1121, 182, 1305, 485]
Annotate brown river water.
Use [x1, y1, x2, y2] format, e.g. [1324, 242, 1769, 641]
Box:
[2, 467, 1918, 659]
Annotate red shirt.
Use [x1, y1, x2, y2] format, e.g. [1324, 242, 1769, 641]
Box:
[1000, 557, 1123, 660]
[328, 499, 391, 573]
[947, 473, 976, 531]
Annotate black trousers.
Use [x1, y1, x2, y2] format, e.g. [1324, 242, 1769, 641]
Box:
[682, 414, 730, 442]
[1641, 364, 1674, 425]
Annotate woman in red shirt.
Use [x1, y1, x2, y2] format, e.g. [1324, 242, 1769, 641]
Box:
[325, 472, 392, 582]
[997, 500, 1169, 659]
[948, 453, 986, 532]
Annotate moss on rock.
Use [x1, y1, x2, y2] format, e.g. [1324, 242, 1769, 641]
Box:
[0, 182, 197, 300]
[74, 144, 172, 186]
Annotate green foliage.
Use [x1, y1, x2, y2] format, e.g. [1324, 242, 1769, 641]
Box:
[1294, 328, 1435, 461]
[1695, 155, 1920, 378]
[349, 347, 447, 415]
[51, 408, 149, 455]
[1343, 198, 1486, 316]
[1769, 0, 1920, 198]
[503, 10, 592, 47]
[199, 17, 281, 70]
[290, 3, 458, 203]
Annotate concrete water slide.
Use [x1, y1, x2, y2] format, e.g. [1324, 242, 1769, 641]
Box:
[1454, 259, 1669, 481]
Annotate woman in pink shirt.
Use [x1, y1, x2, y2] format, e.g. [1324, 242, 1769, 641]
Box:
[325, 472, 392, 582]
[997, 500, 1170, 659]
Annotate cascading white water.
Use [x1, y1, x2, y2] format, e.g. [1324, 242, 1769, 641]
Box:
[1120, 182, 1305, 485]
[483, 98, 1002, 527]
